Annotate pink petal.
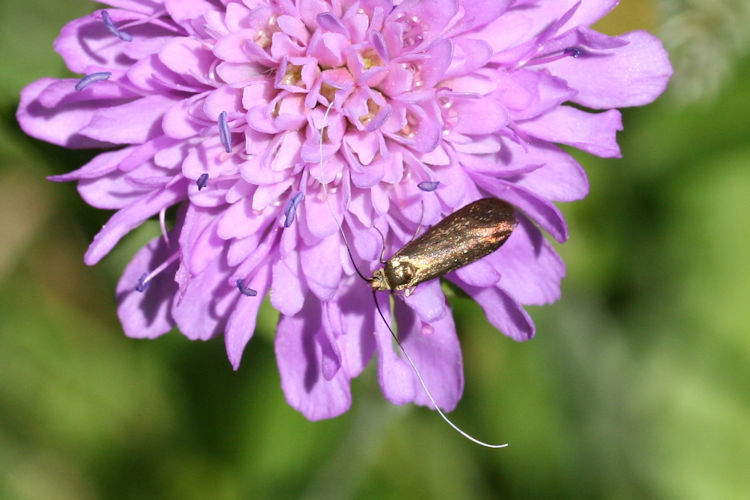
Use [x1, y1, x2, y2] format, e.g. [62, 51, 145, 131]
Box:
[225, 264, 272, 369]
[497, 68, 575, 122]
[48, 147, 133, 182]
[402, 279, 447, 323]
[17, 78, 129, 148]
[77, 168, 150, 209]
[84, 179, 188, 265]
[271, 252, 306, 316]
[164, 0, 220, 24]
[171, 254, 236, 341]
[454, 279, 535, 342]
[275, 298, 353, 420]
[488, 218, 565, 305]
[394, 300, 463, 411]
[373, 293, 418, 405]
[333, 281, 377, 377]
[79, 94, 179, 144]
[448, 0, 511, 35]
[116, 235, 177, 339]
[158, 37, 216, 87]
[453, 97, 508, 135]
[517, 105, 623, 158]
[453, 259, 500, 287]
[470, 173, 568, 243]
[551, 31, 673, 109]
[300, 233, 343, 300]
[496, 139, 590, 202]
[55, 11, 140, 74]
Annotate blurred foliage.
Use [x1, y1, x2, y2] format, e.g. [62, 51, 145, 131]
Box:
[2, 1, 749, 499]
[659, 0, 750, 102]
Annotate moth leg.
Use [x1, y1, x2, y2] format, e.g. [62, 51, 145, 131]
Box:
[405, 286, 416, 297]
[410, 200, 425, 242]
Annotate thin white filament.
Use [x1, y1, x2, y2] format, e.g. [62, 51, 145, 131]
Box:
[318, 102, 342, 238]
[372, 292, 507, 449]
[159, 207, 171, 249]
[319, 102, 368, 282]
[318, 103, 507, 449]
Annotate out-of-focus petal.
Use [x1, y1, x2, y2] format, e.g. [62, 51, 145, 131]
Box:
[334, 281, 377, 378]
[373, 292, 418, 405]
[225, 265, 272, 369]
[116, 235, 177, 339]
[299, 233, 343, 300]
[171, 250, 236, 341]
[275, 298, 353, 420]
[271, 251, 306, 316]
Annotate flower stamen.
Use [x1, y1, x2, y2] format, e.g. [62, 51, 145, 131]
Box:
[418, 181, 440, 192]
[135, 252, 179, 293]
[101, 11, 133, 42]
[218, 111, 232, 153]
[136, 272, 150, 292]
[527, 46, 585, 66]
[283, 192, 304, 227]
[196, 173, 209, 190]
[236, 279, 258, 296]
[75, 72, 112, 91]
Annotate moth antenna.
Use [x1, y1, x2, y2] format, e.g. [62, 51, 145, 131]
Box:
[319, 102, 370, 283]
[372, 291, 508, 449]
[373, 225, 387, 264]
[320, 104, 505, 448]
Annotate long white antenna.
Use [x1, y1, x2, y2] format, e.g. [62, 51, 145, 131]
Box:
[372, 292, 507, 448]
[318, 102, 507, 449]
[319, 102, 369, 282]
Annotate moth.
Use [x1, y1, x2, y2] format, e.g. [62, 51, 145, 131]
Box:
[370, 198, 516, 296]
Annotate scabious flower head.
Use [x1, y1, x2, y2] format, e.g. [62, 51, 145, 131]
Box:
[18, 0, 671, 420]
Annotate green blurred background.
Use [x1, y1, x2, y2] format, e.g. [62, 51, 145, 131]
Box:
[2, 1, 749, 498]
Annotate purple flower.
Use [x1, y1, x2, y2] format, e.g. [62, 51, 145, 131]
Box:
[17, 0, 671, 421]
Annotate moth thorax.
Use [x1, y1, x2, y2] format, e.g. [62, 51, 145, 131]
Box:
[371, 259, 415, 291]
[385, 259, 415, 290]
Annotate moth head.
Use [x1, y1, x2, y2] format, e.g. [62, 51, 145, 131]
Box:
[370, 268, 390, 291]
